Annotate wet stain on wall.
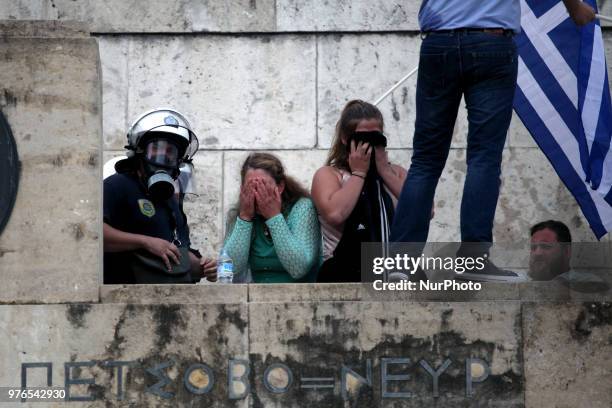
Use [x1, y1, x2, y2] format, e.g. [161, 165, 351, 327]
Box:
[66, 304, 92, 329]
[248, 307, 524, 408]
[573, 302, 612, 340]
[151, 304, 187, 350]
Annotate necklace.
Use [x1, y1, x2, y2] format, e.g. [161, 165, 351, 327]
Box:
[263, 224, 271, 239]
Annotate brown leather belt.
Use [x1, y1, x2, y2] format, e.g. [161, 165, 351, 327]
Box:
[424, 28, 514, 36]
[482, 28, 508, 35]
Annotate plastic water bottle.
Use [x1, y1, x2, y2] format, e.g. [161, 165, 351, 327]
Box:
[217, 248, 234, 284]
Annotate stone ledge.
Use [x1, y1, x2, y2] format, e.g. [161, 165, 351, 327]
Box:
[248, 283, 522, 303]
[98, 283, 612, 305]
[0, 20, 89, 38]
[101, 284, 249, 304]
[248, 282, 609, 303]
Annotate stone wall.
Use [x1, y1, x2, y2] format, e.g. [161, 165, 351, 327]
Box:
[0, 21, 101, 303]
[0, 284, 610, 407]
[3, 1, 610, 257]
[0, 11, 611, 408]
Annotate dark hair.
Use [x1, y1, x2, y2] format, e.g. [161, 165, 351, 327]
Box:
[240, 152, 309, 213]
[326, 100, 384, 170]
[530, 220, 572, 243]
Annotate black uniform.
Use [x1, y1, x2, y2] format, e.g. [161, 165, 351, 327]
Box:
[103, 171, 193, 284]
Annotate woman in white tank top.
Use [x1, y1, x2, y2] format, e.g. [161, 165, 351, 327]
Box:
[311, 100, 408, 281]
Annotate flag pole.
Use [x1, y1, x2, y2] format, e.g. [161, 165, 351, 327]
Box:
[596, 13, 612, 23]
[373, 66, 419, 106]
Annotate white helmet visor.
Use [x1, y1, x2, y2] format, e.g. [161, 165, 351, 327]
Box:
[176, 162, 198, 195]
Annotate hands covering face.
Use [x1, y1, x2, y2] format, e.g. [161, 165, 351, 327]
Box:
[239, 172, 282, 220]
[239, 177, 256, 221]
[374, 145, 390, 175]
[348, 140, 372, 174]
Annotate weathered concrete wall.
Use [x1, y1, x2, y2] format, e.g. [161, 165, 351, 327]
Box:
[3, 1, 612, 32]
[99, 29, 609, 249]
[91, 12, 612, 250]
[0, 0, 419, 33]
[248, 301, 523, 407]
[0, 302, 250, 407]
[523, 302, 612, 408]
[0, 0, 277, 33]
[0, 21, 101, 303]
[0, 12, 611, 408]
[1, 6, 611, 294]
[0, 284, 610, 407]
[5, 2, 608, 252]
[3, 2, 607, 252]
[100, 35, 317, 150]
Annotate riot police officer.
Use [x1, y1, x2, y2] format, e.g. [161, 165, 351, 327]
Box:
[103, 108, 216, 284]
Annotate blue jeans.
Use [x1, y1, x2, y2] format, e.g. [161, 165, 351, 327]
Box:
[390, 31, 518, 246]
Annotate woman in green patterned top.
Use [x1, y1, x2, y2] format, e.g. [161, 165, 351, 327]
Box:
[224, 153, 321, 283]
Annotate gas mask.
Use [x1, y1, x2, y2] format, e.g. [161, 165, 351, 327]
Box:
[141, 138, 182, 200]
[121, 108, 200, 201]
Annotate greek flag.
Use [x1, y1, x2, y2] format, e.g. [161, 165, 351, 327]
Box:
[514, 0, 612, 238]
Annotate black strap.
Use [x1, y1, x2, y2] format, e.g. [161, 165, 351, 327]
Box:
[159, 195, 183, 246]
[318, 157, 395, 282]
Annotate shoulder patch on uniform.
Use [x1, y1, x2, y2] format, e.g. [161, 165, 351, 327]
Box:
[138, 199, 156, 218]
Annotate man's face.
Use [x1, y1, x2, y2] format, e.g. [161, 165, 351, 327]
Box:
[528, 228, 571, 281]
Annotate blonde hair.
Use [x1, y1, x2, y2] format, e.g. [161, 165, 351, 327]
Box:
[326, 99, 384, 170]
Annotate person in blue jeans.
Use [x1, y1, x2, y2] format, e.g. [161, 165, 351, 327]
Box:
[390, 0, 595, 278]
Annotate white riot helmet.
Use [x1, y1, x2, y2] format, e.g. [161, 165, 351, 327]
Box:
[122, 108, 199, 200]
[126, 108, 199, 161]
